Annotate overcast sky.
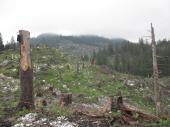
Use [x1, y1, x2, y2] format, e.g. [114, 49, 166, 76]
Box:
[0, 0, 170, 43]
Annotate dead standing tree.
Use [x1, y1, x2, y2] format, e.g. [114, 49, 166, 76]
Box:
[151, 23, 161, 116]
[17, 30, 34, 109]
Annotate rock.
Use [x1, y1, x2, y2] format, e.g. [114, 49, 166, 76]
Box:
[0, 118, 11, 127]
[12, 113, 78, 127]
[12, 69, 17, 72]
[19, 113, 37, 123]
[12, 123, 24, 127]
[124, 80, 135, 87]
[63, 84, 67, 89]
[0, 60, 10, 67]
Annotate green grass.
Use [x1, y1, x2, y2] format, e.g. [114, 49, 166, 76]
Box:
[15, 108, 34, 117]
[1, 47, 170, 120]
[47, 105, 75, 117]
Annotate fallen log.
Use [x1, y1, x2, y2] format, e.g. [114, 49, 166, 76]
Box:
[74, 95, 159, 123]
[120, 105, 159, 121]
[117, 97, 159, 121]
[104, 95, 159, 121]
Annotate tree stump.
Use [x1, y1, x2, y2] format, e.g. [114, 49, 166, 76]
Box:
[59, 93, 72, 107]
[42, 99, 47, 106]
[105, 96, 123, 112]
[17, 30, 34, 109]
[91, 58, 96, 65]
[106, 96, 113, 111]
[48, 86, 54, 92]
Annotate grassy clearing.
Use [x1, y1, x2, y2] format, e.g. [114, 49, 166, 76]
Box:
[0, 47, 170, 126]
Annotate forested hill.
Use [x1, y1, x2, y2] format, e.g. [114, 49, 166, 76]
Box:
[94, 39, 170, 77]
[30, 33, 128, 47]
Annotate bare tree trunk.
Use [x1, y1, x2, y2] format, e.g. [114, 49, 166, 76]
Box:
[17, 30, 34, 109]
[151, 23, 161, 116]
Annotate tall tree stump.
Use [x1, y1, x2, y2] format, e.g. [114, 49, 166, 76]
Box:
[17, 30, 34, 109]
[91, 58, 96, 65]
[151, 23, 161, 116]
[59, 93, 72, 107]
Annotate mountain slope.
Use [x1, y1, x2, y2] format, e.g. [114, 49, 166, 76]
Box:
[30, 33, 128, 55]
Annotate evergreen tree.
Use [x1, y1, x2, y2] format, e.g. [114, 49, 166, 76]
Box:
[4, 41, 12, 50]
[95, 38, 170, 77]
[107, 44, 114, 54]
[10, 36, 16, 50]
[0, 33, 4, 51]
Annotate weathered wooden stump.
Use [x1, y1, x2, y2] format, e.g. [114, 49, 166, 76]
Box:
[17, 30, 34, 109]
[59, 93, 72, 107]
[106, 96, 113, 111]
[105, 96, 123, 112]
[91, 58, 96, 65]
[48, 86, 54, 92]
[42, 99, 47, 106]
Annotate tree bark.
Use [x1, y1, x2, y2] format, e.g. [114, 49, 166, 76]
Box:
[151, 23, 161, 116]
[17, 30, 34, 109]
